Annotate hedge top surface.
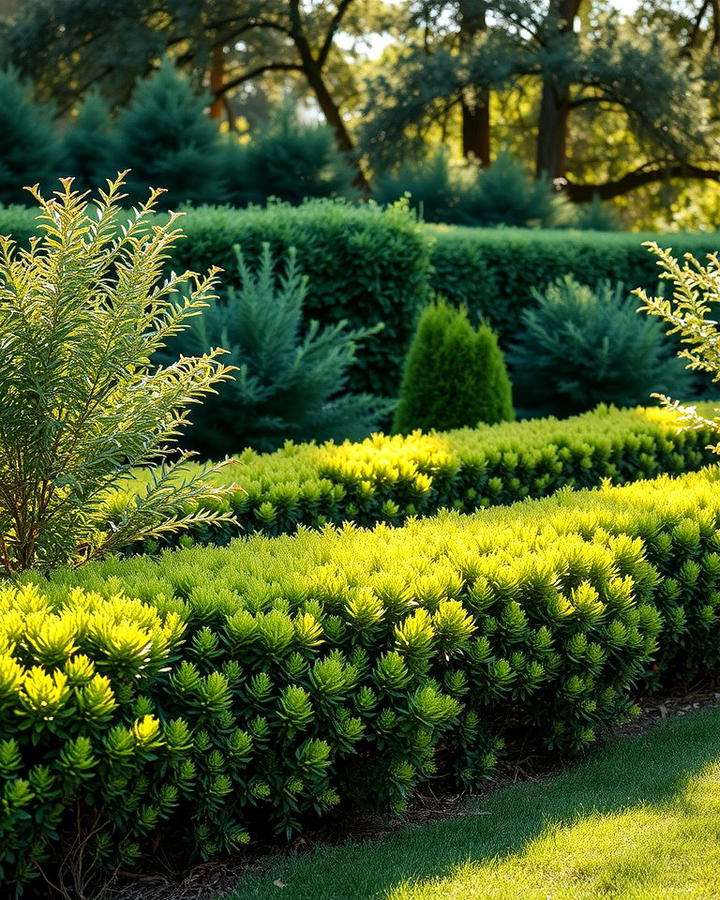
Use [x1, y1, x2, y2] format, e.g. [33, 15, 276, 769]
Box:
[127, 402, 712, 499]
[40, 464, 720, 615]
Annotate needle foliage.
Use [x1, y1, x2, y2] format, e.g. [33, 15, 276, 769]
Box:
[0, 175, 236, 575]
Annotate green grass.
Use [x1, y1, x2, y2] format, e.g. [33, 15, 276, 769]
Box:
[227, 708, 720, 899]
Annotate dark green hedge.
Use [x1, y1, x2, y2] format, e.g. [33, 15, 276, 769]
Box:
[0, 200, 431, 397]
[428, 226, 720, 344]
[2, 200, 719, 393]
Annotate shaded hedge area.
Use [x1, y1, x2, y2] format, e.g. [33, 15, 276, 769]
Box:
[4, 466, 720, 889]
[0, 202, 717, 397]
[428, 226, 720, 344]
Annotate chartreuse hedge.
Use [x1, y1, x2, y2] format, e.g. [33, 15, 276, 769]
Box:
[123, 404, 716, 545]
[4, 466, 720, 887]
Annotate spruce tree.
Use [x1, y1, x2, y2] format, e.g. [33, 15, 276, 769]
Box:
[159, 243, 394, 455]
[61, 90, 114, 191]
[394, 299, 514, 434]
[0, 68, 58, 204]
[113, 58, 224, 208]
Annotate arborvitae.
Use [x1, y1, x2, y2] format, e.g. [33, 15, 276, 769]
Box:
[223, 106, 356, 207]
[160, 243, 394, 455]
[0, 68, 58, 204]
[394, 299, 514, 433]
[113, 58, 224, 207]
[61, 90, 114, 191]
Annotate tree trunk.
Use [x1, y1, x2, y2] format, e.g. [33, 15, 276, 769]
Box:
[535, 0, 582, 180]
[209, 44, 225, 121]
[535, 84, 570, 179]
[459, 0, 491, 166]
[462, 98, 491, 166]
[289, 1, 370, 193]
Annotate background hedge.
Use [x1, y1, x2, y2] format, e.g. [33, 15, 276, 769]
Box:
[0, 206, 720, 397]
[429, 226, 720, 345]
[1, 202, 718, 396]
[5, 466, 720, 888]
[122, 404, 716, 547]
[0, 200, 431, 397]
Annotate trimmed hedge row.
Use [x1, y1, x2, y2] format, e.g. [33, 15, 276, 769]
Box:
[124, 404, 716, 545]
[429, 226, 720, 344]
[5, 466, 720, 887]
[1, 201, 718, 397]
[0, 200, 431, 397]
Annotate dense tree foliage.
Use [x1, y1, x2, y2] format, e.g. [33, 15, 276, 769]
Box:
[3, 1, 720, 224]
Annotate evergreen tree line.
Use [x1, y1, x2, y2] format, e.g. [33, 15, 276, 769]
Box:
[0, 60, 613, 227]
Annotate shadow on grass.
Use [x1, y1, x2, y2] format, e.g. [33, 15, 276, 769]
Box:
[227, 707, 720, 900]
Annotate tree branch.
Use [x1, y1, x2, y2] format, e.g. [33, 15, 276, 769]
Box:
[564, 161, 720, 202]
[318, 0, 355, 69]
[215, 62, 303, 98]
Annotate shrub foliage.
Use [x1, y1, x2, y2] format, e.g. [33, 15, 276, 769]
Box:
[5, 466, 720, 888]
[161, 243, 394, 455]
[124, 404, 716, 545]
[394, 299, 513, 433]
[509, 276, 691, 416]
[0, 176, 235, 575]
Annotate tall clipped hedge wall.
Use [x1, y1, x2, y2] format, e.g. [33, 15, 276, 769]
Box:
[0, 200, 431, 397]
[428, 226, 720, 344]
[5, 466, 720, 888]
[1, 201, 718, 393]
[124, 404, 716, 545]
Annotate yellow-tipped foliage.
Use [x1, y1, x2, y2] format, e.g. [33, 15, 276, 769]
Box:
[3, 466, 720, 885]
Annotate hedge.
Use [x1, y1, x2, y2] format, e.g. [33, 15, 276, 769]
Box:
[0, 200, 431, 397]
[123, 404, 716, 545]
[5, 466, 720, 888]
[2, 200, 718, 396]
[428, 226, 720, 345]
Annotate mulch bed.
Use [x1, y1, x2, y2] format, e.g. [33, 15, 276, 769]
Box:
[108, 686, 720, 900]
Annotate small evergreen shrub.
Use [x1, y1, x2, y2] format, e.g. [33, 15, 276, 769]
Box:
[509, 276, 692, 416]
[0, 176, 235, 575]
[0, 67, 58, 204]
[164, 200, 432, 396]
[373, 149, 460, 224]
[6, 465, 720, 888]
[223, 107, 356, 207]
[113, 58, 224, 208]
[460, 152, 559, 228]
[374, 151, 559, 228]
[161, 244, 395, 456]
[394, 299, 514, 434]
[572, 194, 620, 231]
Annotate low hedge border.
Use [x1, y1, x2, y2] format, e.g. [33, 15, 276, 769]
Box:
[4, 466, 720, 888]
[123, 404, 716, 546]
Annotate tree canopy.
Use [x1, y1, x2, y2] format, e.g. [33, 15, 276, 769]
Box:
[3, 0, 720, 225]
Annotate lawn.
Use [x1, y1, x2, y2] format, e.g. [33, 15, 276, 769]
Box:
[227, 707, 720, 900]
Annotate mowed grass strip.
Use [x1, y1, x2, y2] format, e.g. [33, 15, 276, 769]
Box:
[227, 707, 720, 900]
